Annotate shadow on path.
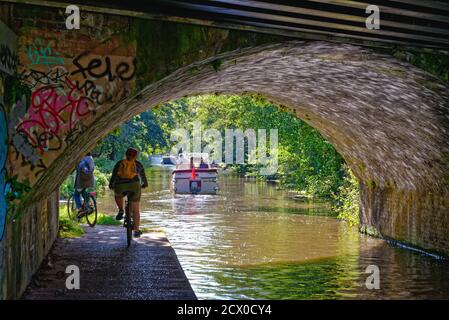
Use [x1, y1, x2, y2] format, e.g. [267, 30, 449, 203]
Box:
[22, 226, 197, 300]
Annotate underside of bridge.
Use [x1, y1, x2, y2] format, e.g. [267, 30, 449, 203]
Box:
[0, 1, 448, 299]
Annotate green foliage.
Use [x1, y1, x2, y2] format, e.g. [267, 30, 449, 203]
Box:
[58, 208, 119, 238]
[97, 213, 121, 226]
[394, 50, 449, 85]
[5, 176, 32, 217]
[59, 207, 85, 238]
[93, 103, 190, 162]
[332, 168, 360, 226]
[59, 174, 75, 200]
[177, 94, 345, 197]
[94, 168, 110, 190]
[211, 59, 223, 72]
[3, 77, 31, 112]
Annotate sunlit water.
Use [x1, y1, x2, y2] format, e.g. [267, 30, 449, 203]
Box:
[97, 166, 449, 299]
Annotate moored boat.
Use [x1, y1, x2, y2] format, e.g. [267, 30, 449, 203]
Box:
[161, 155, 177, 165]
[172, 153, 218, 194]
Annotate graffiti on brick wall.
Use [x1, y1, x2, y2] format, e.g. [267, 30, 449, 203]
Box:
[16, 78, 93, 152]
[71, 52, 136, 81]
[9, 96, 47, 178]
[9, 33, 136, 182]
[71, 53, 136, 105]
[19, 63, 133, 106]
[27, 37, 65, 67]
[19, 67, 70, 89]
[0, 97, 8, 240]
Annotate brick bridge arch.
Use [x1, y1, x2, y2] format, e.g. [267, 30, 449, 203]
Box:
[23, 41, 449, 255]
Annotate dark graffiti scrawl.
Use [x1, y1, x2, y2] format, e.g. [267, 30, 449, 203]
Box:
[0, 19, 18, 76]
[0, 44, 18, 75]
[19, 66, 70, 89]
[71, 52, 136, 82]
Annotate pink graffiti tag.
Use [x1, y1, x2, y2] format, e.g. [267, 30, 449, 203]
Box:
[16, 77, 92, 151]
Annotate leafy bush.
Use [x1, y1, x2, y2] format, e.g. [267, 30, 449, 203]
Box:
[332, 168, 360, 226]
[59, 174, 75, 200]
[93, 157, 116, 173]
[94, 167, 111, 190]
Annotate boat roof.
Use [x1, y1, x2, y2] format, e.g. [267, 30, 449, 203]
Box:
[179, 152, 210, 161]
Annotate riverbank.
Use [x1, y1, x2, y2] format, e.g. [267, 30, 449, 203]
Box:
[22, 225, 196, 300]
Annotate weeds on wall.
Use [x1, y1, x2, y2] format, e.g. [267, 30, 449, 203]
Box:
[5, 176, 31, 220]
[332, 168, 360, 227]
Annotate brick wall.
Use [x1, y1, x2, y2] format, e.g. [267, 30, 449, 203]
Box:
[0, 191, 59, 299]
[360, 184, 449, 255]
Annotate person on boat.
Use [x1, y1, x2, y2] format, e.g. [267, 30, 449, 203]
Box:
[190, 156, 195, 169]
[176, 153, 187, 169]
[199, 158, 209, 169]
[109, 147, 148, 238]
[74, 152, 95, 218]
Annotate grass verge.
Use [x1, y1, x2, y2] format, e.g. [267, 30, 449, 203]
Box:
[59, 206, 85, 238]
[97, 213, 121, 226]
[59, 207, 123, 238]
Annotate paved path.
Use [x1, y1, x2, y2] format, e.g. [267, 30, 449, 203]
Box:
[22, 226, 197, 300]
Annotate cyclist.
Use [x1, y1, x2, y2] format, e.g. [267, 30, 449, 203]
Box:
[109, 147, 148, 238]
[74, 152, 95, 218]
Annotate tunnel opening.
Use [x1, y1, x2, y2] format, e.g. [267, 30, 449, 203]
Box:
[51, 90, 449, 300]
[58, 92, 357, 220]
[4, 40, 449, 300]
[22, 41, 449, 255]
[56, 92, 361, 299]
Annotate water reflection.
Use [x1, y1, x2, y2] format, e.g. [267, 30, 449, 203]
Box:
[97, 166, 449, 299]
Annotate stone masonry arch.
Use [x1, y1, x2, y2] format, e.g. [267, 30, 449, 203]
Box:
[23, 40, 449, 255]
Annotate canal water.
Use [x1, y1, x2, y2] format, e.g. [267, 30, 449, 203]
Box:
[97, 166, 449, 299]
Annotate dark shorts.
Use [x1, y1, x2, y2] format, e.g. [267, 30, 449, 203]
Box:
[114, 181, 141, 202]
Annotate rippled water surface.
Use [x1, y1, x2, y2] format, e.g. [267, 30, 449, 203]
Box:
[97, 166, 449, 299]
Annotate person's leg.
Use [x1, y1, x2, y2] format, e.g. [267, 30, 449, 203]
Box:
[115, 196, 124, 210]
[130, 181, 142, 237]
[81, 188, 89, 208]
[74, 189, 82, 209]
[131, 201, 140, 232]
[114, 195, 125, 220]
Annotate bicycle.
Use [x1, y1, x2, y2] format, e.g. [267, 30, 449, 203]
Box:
[123, 191, 134, 247]
[67, 190, 98, 227]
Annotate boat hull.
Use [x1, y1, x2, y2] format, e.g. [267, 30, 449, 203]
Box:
[172, 169, 218, 194]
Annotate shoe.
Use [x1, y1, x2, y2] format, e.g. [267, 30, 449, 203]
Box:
[77, 209, 86, 219]
[133, 230, 142, 238]
[115, 209, 124, 221]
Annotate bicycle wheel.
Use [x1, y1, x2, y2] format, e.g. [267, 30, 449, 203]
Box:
[125, 203, 132, 247]
[67, 196, 76, 220]
[85, 196, 98, 227]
